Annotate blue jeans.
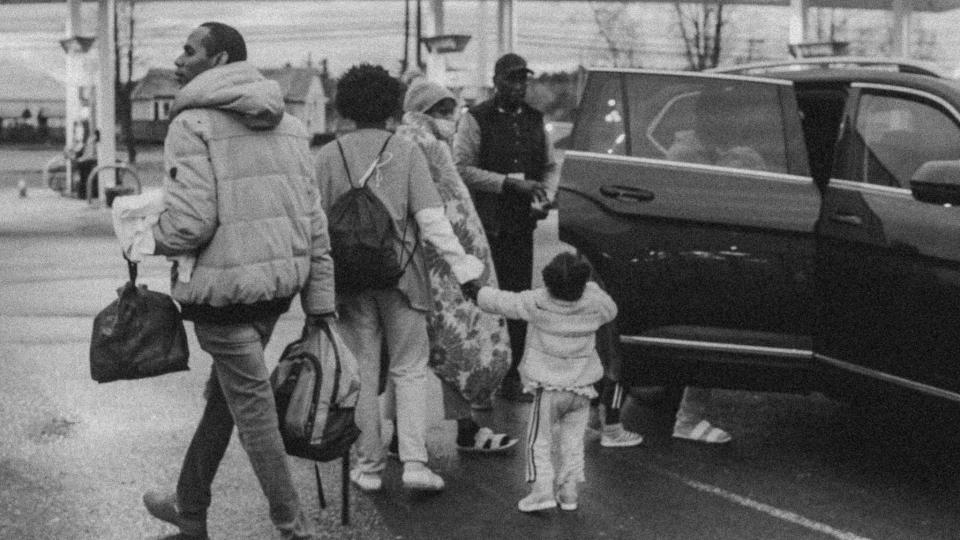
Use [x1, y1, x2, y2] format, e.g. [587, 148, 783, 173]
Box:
[178, 317, 313, 539]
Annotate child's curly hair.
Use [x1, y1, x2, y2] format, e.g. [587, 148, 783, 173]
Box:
[542, 252, 592, 302]
[335, 64, 404, 124]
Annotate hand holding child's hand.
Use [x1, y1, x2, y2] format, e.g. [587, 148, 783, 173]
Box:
[460, 280, 481, 303]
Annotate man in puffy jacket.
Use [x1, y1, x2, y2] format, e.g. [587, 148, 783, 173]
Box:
[139, 23, 332, 540]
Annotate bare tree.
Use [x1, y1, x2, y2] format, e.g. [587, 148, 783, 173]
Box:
[588, 1, 643, 67]
[673, 0, 726, 71]
[814, 7, 847, 43]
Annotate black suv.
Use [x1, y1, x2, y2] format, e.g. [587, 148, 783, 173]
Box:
[559, 67, 960, 405]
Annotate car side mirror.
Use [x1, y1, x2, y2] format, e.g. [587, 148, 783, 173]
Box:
[910, 160, 960, 205]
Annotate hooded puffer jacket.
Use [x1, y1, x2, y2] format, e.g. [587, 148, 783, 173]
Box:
[152, 61, 335, 322]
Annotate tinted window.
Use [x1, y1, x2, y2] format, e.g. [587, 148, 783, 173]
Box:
[625, 74, 788, 173]
[572, 72, 626, 156]
[849, 93, 960, 188]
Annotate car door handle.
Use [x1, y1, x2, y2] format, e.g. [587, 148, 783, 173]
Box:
[829, 213, 864, 226]
[599, 185, 655, 203]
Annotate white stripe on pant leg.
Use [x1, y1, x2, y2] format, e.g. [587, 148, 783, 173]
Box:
[525, 389, 543, 483]
[611, 382, 624, 411]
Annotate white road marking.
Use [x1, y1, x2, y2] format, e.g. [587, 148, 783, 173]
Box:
[646, 464, 873, 540]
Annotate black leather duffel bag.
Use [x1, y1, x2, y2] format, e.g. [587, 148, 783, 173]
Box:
[90, 260, 189, 383]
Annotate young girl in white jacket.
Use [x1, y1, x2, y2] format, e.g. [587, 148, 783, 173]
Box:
[464, 251, 618, 512]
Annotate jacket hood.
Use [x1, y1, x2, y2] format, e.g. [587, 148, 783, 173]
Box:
[399, 112, 439, 141]
[171, 62, 285, 130]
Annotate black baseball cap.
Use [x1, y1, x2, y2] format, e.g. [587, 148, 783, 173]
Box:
[494, 53, 533, 78]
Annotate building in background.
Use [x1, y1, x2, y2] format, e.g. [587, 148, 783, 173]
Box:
[261, 65, 329, 137]
[129, 67, 177, 143]
[130, 65, 331, 143]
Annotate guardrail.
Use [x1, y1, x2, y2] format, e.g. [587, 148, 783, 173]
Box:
[86, 162, 143, 205]
[43, 154, 68, 192]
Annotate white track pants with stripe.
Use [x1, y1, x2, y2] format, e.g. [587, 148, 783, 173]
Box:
[525, 388, 590, 485]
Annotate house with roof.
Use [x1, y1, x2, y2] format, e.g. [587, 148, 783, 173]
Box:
[130, 65, 329, 143]
[129, 68, 178, 143]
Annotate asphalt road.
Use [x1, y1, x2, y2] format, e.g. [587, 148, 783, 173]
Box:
[4, 162, 960, 539]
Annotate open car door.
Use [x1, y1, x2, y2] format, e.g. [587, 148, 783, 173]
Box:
[559, 70, 820, 390]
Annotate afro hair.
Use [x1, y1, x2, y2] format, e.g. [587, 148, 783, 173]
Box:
[335, 64, 404, 124]
[542, 252, 592, 302]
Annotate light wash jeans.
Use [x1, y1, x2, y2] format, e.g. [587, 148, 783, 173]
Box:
[337, 288, 430, 473]
[675, 386, 712, 426]
[524, 388, 590, 486]
[178, 317, 314, 540]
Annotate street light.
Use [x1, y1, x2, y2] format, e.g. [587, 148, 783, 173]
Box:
[420, 34, 472, 54]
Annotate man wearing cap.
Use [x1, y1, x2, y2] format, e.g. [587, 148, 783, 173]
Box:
[454, 52, 559, 401]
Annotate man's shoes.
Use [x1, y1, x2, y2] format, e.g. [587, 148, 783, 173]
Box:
[402, 464, 445, 491]
[600, 423, 644, 448]
[497, 377, 533, 403]
[142, 492, 208, 539]
[672, 419, 731, 444]
[556, 482, 579, 511]
[349, 469, 383, 492]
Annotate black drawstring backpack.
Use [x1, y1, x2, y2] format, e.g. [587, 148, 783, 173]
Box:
[327, 134, 416, 294]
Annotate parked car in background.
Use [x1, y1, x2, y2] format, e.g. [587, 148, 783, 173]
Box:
[558, 66, 960, 409]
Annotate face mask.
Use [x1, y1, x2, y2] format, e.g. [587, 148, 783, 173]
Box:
[433, 118, 456, 141]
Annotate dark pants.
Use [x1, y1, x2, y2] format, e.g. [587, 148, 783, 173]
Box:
[76, 159, 97, 198]
[488, 228, 534, 380]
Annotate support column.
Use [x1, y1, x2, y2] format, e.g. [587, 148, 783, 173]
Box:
[477, 0, 490, 93]
[96, 0, 117, 195]
[789, 0, 808, 45]
[64, 0, 84, 187]
[425, 0, 446, 85]
[891, 0, 912, 57]
[65, 0, 82, 150]
[496, 0, 516, 56]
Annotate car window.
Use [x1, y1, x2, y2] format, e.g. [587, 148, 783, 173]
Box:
[625, 74, 788, 173]
[571, 72, 626, 156]
[846, 93, 960, 188]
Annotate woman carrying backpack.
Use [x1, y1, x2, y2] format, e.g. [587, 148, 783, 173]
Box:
[313, 64, 484, 493]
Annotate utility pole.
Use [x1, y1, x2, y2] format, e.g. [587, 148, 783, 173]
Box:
[124, 0, 135, 162]
[402, 0, 410, 74]
[416, 0, 424, 70]
[97, 0, 117, 196]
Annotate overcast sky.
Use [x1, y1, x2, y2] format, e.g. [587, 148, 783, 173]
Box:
[0, 0, 956, 81]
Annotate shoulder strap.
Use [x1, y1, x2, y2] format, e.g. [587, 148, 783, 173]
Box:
[336, 134, 393, 190]
[335, 140, 354, 188]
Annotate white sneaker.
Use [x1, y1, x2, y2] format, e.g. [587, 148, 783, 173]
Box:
[672, 419, 731, 444]
[600, 424, 644, 448]
[349, 469, 382, 492]
[556, 482, 579, 511]
[518, 490, 557, 512]
[402, 467, 445, 491]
